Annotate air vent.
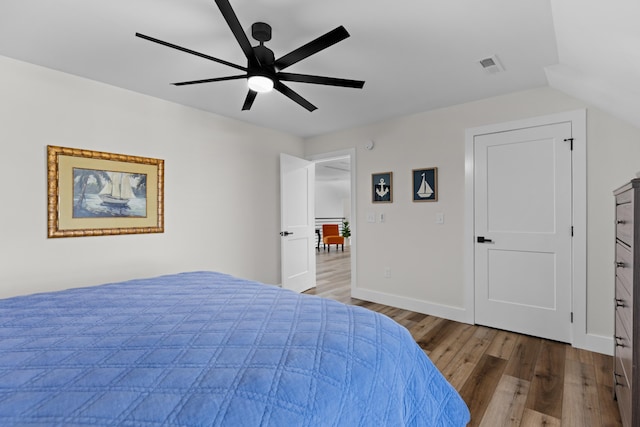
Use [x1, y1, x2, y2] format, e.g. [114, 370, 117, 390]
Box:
[480, 58, 496, 68]
[478, 55, 504, 74]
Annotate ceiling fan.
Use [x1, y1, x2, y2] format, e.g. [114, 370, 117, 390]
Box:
[135, 0, 365, 112]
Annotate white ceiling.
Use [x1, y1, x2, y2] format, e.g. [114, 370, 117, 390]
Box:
[0, 0, 637, 138]
[315, 157, 351, 182]
[546, 0, 640, 131]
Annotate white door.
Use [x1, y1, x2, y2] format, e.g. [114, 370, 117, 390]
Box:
[474, 122, 573, 343]
[280, 153, 315, 293]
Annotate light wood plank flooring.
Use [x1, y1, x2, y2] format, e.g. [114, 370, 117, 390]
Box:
[306, 246, 622, 426]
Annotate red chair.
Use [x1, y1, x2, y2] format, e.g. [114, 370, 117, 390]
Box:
[322, 224, 344, 252]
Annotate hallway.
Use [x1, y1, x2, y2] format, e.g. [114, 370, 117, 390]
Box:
[310, 244, 352, 304]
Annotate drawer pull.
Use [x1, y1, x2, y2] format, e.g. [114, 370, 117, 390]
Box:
[616, 298, 626, 308]
[614, 371, 625, 387]
[616, 261, 625, 268]
[615, 335, 625, 347]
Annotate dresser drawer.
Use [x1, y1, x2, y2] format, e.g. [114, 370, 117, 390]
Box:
[615, 355, 632, 427]
[616, 277, 633, 332]
[615, 310, 633, 391]
[617, 187, 633, 204]
[616, 243, 634, 290]
[617, 202, 634, 247]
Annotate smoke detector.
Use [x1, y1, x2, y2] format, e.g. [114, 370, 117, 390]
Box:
[478, 55, 504, 74]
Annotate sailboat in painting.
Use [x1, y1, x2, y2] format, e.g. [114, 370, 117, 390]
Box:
[417, 173, 433, 199]
[99, 172, 135, 206]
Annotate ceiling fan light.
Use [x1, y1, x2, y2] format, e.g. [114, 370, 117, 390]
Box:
[247, 75, 274, 93]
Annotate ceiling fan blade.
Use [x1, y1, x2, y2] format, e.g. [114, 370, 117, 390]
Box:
[277, 72, 365, 89]
[214, 0, 260, 67]
[274, 26, 350, 71]
[274, 81, 317, 112]
[136, 32, 247, 72]
[242, 90, 258, 110]
[172, 75, 247, 86]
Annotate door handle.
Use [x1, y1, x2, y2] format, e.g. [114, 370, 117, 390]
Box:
[280, 231, 294, 236]
[477, 236, 493, 243]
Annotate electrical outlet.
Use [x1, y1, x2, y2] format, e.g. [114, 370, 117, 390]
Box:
[436, 212, 444, 224]
[384, 267, 391, 278]
[367, 212, 376, 223]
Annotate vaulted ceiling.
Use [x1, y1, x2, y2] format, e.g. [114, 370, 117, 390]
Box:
[0, 0, 637, 138]
[546, 0, 640, 132]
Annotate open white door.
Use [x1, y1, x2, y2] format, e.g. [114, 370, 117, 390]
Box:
[280, 153, 315, 292]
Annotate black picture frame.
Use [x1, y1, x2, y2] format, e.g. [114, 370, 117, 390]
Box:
[372, 172, 393, 203]
[412, 167, 438, 202]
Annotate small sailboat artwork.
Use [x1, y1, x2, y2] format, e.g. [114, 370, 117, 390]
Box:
[99, 172, 135, 206]
[416, 173, 433, 199]
[414, 168, 437, 202]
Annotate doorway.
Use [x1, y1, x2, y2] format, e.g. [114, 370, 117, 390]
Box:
[308, 149, 356, 300]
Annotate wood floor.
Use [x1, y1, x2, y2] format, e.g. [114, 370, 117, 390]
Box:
[306, 246, 622, 426]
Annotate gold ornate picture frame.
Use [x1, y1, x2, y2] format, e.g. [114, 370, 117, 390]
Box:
[47, 145, 164, 238]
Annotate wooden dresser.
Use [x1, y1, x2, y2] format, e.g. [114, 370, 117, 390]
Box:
[614, 178, 640, 427]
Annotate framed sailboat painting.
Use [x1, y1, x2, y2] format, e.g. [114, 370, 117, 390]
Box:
[47, 145, 164, 238]
[412, 167, 438, 202]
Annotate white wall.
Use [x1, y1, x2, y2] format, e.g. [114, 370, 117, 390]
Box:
[304, 86, 640, 349]
[0, 56, 304, 298]
[5, 53, 640, 352]
[315, 179, 350, 219]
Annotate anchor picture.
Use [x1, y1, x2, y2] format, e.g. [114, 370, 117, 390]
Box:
[376, 178, 390, 198]
[413, 167, 438, 202]
[372, 172, 393, 203]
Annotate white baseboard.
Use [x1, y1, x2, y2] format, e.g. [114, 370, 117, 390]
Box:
[575, 333, 613, 356]
[351, 287, 470, 324]
[352, 287, 614, 356]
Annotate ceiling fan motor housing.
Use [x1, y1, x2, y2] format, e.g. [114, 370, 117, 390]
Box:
[252, 44, 275, 68]
[250, 22, 275, 75]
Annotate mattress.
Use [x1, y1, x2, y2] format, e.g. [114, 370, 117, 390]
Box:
[0, 271, 470, 426]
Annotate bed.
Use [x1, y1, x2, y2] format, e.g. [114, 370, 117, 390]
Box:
[0, 271, 470, 426]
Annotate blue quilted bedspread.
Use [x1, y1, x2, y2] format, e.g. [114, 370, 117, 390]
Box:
[0, 271, 469, 426]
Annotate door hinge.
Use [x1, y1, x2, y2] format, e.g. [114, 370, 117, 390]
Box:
[571, 226, 574, 237]
[570, 312, 574, 323]
[564, 137, 574, 150]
